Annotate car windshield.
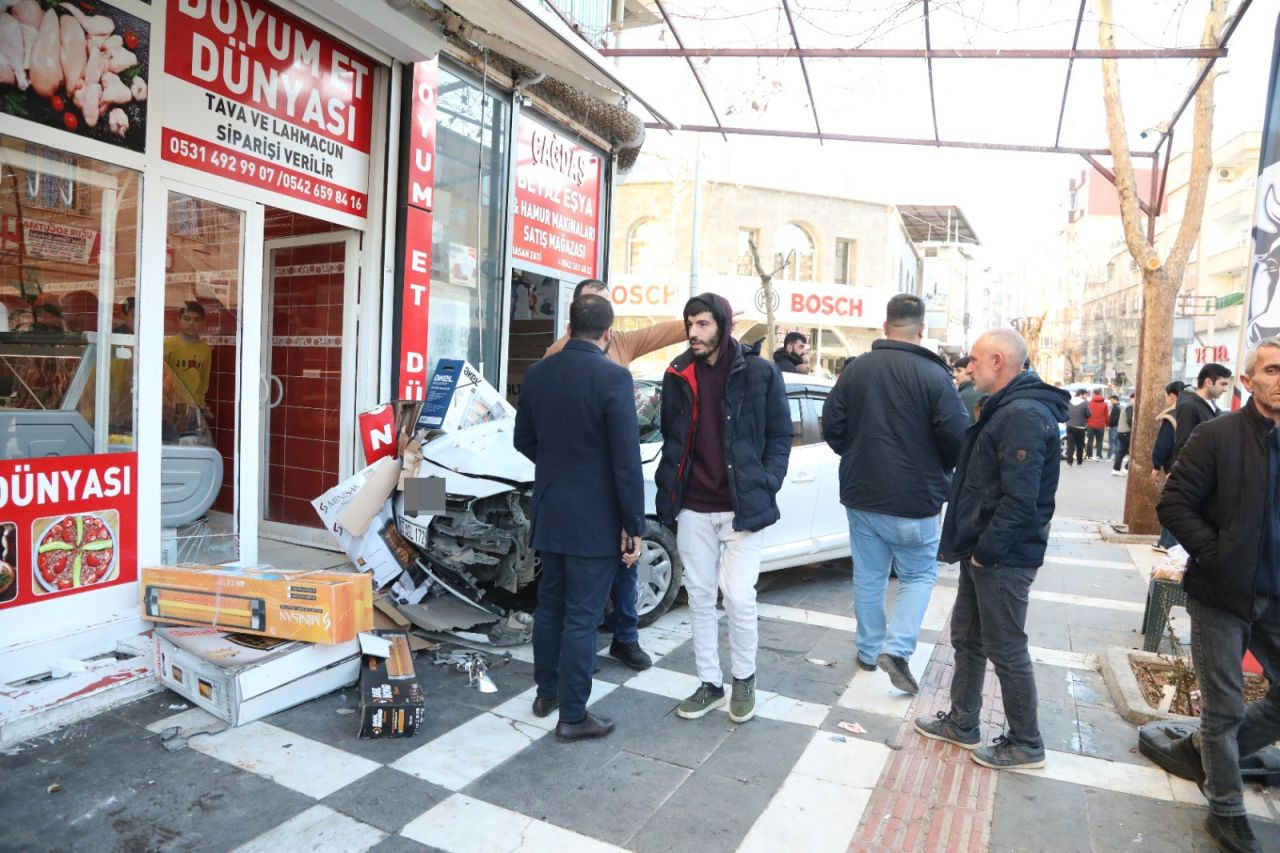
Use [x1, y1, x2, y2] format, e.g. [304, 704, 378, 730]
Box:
[634, 379, 662, 444]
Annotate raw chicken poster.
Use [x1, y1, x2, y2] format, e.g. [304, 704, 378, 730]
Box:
[0, 1, 150, 153]
[161, 0, 373, 220]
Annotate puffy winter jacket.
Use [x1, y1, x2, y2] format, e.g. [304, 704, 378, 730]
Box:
[1087, 394, 1109, 429]
[940, 372, 1070, 568]
[655, 321, 792, 531]
[821, 339, 969, 518]
[1158, 403, 1273, 621]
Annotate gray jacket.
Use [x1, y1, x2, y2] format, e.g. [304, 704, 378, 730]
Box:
[1066, 398, 1089, 429]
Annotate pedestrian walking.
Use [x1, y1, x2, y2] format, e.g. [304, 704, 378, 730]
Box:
[772, 331, 810, 374]
[1065, 388, 1088, 465]
[655, 293, 792, 724]
[1106, 394, 1121, 459]
[1173, 363, 1232, 462]
[914, 328, 1068, 770]
[514, 294, 645, 742]
[543, 279, 687, 671]
[1111, 393, 1134, 476]
[1151, 381, 1187, 552]
[1086, 388, 1109, 460]
[822, 294, 969, 693]
[954, 356, 982, 424]
[1155, 338, 1280, 853]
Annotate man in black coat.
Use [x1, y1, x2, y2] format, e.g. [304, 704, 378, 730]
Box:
[655, 293, 792, 724]
[822, 293, 969, 693]
[913, 328, 1068, 771]
[514, 295, 645, 742]
[1157, 339, 1280, 853]
[772, 331, 809, 374]
[1172, 362, 1232, 462]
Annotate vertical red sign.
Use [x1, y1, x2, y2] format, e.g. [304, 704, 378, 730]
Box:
[398, 58, 438, 401]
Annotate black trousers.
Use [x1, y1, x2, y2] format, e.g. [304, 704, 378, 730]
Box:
[1066, 427, 1086, 465]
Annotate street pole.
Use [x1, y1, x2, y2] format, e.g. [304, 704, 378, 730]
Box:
[689, 135, 702, 297]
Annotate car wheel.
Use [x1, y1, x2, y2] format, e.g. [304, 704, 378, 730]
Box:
[636, 520, 682, 627]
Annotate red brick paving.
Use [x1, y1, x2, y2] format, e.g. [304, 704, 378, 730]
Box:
[851, 624, 1006, 853]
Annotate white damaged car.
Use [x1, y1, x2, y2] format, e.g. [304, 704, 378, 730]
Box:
[395, 373, 850, 640]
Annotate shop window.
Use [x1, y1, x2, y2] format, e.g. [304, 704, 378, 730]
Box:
[627, 218, 668, 274]
[737, 227, 760, 276]
[775, 223, 815, 282]
[0, 137, 140, 456]
[834, 238, 856, 285]
[428, 65, 511, 386]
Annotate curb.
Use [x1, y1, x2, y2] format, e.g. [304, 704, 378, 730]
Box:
[1100, 646, 1198, 726]
[1100, 524, 1159, 544]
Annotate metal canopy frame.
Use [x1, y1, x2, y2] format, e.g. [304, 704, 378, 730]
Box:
[599, 0, 1256, 237]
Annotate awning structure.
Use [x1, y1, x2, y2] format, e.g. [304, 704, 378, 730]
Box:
[899, 205, 980, 245]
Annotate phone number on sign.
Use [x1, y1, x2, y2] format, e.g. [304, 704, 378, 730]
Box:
[163, 131, 366, 216]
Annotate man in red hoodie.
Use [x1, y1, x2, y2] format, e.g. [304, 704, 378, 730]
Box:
[1085, 388, 1109, 461]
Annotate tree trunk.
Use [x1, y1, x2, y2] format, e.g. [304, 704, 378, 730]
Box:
[762, 275, 777, 351]
[1124, 267, 1173, 533]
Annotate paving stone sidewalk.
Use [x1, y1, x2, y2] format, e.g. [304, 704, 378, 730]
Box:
[2, 465, 1278, 851]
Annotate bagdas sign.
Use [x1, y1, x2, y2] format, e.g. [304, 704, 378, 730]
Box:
[512, 116, 603, 280]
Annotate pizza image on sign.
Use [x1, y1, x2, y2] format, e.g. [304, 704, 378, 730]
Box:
[33, 511, 118, 594]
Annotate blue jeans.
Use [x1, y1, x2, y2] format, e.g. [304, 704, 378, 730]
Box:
[1188, 594, 1280, 817]
[605, 561, 639, 643]
[533, 552, 618, 723]
[1106, 426, 1118, 458]
[846, 508, 940, 663]
[949, 560, 1042, 749]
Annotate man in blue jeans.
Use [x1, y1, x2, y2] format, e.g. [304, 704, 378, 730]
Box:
[822, 294, 969, 693]
[514, 295, 645, 742]
[1156, 339, 1280, 853]
[914, 328, 1068, 770]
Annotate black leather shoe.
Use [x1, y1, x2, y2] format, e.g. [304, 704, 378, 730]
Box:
[609, 640, 653, 671]
[877, 653, 920, 694]
[856, 657, 877, 672]
[1205, 813, 1261, 853]
[531, 696, 559, 718]
[555, 712, 615, 742]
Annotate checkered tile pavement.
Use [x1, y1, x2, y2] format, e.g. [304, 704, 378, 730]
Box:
[5, 517, 1280, 852]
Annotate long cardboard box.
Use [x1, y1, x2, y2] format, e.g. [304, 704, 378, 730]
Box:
[358, 630, 425, 738]
[141, 565, 373, 644]
[154, 627, 360, 726]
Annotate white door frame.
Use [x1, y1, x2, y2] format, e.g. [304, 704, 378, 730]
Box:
[259, 230, 361, 549]
[158, 178, 265, 566]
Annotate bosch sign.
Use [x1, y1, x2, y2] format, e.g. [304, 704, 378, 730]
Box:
[789, 292, 866, 320]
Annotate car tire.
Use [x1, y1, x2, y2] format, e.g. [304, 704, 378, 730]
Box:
[635, 520, 682, 627]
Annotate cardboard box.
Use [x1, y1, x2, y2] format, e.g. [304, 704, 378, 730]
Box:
[313, 462, 417, 588]
[417, 360, 515, 433]
[358, 630, 425, 738]
[153, 627, 360, 726]
[141, 565, 374, 645]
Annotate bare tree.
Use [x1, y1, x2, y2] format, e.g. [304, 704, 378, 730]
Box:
[1097, 0, 1225, 533]
[747, 236, 794, 350]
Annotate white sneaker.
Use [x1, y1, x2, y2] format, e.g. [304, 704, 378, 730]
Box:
[1110, 470, 1124, 477]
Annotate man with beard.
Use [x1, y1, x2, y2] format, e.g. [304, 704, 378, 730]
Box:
[772, 331, 810, 374]
[655, 294, 792, 723]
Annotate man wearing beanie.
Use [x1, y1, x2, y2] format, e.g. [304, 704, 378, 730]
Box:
[655, 293, 793, 723]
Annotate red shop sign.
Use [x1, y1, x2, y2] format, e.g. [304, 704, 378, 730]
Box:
[357, 404, 396, 465]
[0, 453, 138, 611]
[397, 59, 438, 401]
[161, 0, 374, 220]
[512, 117, 602, 280]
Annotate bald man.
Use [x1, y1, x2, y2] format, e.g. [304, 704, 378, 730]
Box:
[914, 329, 1069, 771]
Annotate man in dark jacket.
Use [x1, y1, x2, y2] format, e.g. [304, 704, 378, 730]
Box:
[514, 295, 645, 742]
[914, 328, 1069, 771]
[772, 331, 809, 374]
[655, 293, 791, 724]
[1173, 362, 1232, 462]
[1151, 381, 1186, 552]
[822, 294, 969, 693]
[1156, 339, 1280, 853]
[953, 356, 981, 424]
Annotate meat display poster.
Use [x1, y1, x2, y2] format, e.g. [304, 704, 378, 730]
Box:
[0, 0, 150, 152]
[0, 452, 138, 611]
[512, 116, 602, 280]
[161, 0, 373, 220]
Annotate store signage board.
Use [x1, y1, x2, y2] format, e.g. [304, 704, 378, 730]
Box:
[397, 58, 437, 402]
[0, 453, 138, 611]
[160, 0, 374, 222]
[512, 116, 602, 281]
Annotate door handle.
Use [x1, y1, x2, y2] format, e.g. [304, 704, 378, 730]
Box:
[790, 472, 815, 483]
[269, 374, 284, 408]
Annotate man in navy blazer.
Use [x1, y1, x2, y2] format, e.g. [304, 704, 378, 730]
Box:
[514, 294, 645, 742]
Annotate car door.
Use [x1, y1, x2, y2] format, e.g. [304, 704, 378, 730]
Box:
[808, 388, 850, 556]
[759, 394, 819, 564]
